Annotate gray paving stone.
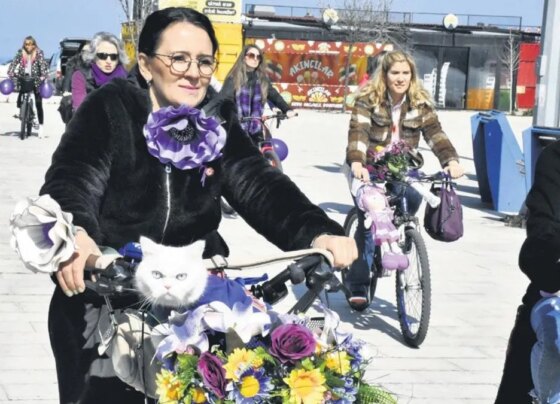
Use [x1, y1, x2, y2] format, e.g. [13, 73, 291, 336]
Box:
[0, 103, 533, 402]
[3, 383, 59, 400]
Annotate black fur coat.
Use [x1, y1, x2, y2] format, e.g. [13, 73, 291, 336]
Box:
[40, 78, 343, 257]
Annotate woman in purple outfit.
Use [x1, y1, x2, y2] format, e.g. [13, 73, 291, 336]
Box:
[71, 32, 128, 110]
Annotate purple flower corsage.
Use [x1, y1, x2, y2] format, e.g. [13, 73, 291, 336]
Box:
[143, 104, 226, 171]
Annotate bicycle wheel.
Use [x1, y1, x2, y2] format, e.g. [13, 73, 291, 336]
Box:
[343, 208, 378, 302]
[395, 228, 431, 347]
[19, 99, 29, 140]
[26, 102, 33, 138]
[262, 150, 283, 172]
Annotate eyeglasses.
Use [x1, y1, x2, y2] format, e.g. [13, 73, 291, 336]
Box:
[24, 42, 35, 47]
[96, 52, 118, 61]
[153, 53, 217, 76]
[245, 52, 262, 61]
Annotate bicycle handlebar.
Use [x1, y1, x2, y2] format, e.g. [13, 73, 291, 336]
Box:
[84, 248, 339, 309]
[239, 112, 298, 126]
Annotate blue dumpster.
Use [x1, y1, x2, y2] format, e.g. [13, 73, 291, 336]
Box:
[470, 111, 526, 213]
[522, 126, 560, 192]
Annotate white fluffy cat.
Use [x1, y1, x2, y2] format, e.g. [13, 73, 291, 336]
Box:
[134, 236, 207, 308]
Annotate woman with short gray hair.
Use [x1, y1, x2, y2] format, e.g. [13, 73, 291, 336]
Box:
[71, 32, 128, 109]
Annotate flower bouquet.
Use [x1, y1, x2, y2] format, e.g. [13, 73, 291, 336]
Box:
[366, 140, 412, 181]
[151, 299, 397, 404]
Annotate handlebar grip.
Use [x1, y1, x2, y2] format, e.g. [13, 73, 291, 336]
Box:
[250, 254, 326, 304]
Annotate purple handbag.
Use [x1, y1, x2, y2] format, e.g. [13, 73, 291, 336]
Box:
[423, 178, 463, 242]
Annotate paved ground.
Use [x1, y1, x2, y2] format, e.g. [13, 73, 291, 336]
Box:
[0, 100, 532, 403]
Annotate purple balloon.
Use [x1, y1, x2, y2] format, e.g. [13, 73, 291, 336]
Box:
[39, 81, 54, 99]
[0, 79, 14, 96]
[272, 138, 289, 161]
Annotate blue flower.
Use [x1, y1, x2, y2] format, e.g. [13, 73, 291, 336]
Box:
[329, 376, 358, 403]
[229, 368, 274, 403]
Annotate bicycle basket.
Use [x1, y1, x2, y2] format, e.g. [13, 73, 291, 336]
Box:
[19, 77, 35, 93]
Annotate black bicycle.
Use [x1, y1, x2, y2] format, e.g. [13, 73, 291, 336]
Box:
[343, 172, 443, 347]
[240, 112, 295, 173]
[220, 112, 294, 218]
[18, 75, 36, 140]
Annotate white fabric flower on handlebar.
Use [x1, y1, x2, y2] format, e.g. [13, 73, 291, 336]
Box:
[9, 195, 76, 273]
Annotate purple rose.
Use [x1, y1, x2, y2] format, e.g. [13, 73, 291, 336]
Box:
[143, 104, 226, 170]
[197, 351, 227, 399]
[269, 323, 316, 364]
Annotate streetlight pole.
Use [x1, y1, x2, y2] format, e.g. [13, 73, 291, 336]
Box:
[534, 0, 560, 127]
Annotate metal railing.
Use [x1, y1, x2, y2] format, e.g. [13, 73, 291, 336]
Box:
[243, 3, 528, 31]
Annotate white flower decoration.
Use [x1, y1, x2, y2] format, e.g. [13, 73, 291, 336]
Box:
[9, 195, 76, 273]
[203, 300, 272, 343]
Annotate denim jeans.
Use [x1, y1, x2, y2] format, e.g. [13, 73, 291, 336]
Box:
[530, 296, 560, 403]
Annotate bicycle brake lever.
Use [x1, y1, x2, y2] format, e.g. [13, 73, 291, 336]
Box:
[85, 258, 137, 296]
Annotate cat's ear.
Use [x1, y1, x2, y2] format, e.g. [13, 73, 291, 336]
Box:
[139, 236, 157, 253]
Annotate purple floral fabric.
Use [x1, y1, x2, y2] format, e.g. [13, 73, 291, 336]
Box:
[143, 104, 226, 170]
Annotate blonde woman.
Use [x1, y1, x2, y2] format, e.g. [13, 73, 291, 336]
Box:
[220, 44, 295, 144]
[344, 50, 464, 310]
[7, 36, 49, 137]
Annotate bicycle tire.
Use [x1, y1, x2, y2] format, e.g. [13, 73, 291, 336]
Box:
[343, 208, 378, 305]
[395, 228, 431, 347]
[19, 100, 29, 140]
[262, 150, 283, 172]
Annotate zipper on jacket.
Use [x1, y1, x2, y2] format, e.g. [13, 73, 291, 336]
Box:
[161, 164, 172, 242]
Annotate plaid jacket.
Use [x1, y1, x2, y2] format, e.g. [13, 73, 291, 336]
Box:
[346, 95, 459, 167]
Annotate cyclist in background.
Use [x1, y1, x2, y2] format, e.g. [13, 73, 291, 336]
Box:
[8, 36, 49, 138]
[344, 50, 464, 310]
[219, 44, 296, 144]
[71, 32, 128, 110]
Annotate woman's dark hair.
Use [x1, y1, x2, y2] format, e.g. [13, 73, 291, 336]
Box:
[138, 7, 219, 56]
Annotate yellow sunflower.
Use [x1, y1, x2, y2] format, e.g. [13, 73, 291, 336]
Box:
[189, 386, 207, 403]
[325, 351, 351, 375]
[284, 368, 326, 404]
[223, 348, 257, 381]
[155, 369, 186, 404]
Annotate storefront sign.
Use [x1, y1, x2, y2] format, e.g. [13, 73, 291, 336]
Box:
[158, 0, 241, 23]
[251, 38, 386, 110]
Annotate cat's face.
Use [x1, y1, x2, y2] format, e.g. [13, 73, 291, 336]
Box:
[134, 236, 207, 308]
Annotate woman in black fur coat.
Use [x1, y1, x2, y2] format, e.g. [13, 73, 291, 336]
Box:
[39, 7, 357, 404]
[495, 140, 560, 403]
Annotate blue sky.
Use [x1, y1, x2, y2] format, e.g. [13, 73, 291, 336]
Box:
[0, 0, 545, 62]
